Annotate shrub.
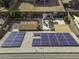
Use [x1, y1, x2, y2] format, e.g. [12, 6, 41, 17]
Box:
[10, 11, 21, 18]
[27, 12, 33, 18]
[64, 16, 70, 23]
[0, 0, 11, 8]
[20, 12, 27, 18]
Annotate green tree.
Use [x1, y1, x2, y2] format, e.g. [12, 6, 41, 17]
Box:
[10, 11, 21, 18]
[0, 0, 11, 8]
[27, 12, 33, 18]
[0, 0, 3, 6]
[20, 12, 27, 18]
[64, 16, 70, 24]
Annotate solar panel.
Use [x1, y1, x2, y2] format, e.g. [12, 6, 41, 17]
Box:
[34, 33, 40, 36]
[32, 33, 79, 47]
[32, 38, 40, 46]
[1, 42, 12, 48]
[41, 42, 50, 46]
[50, 40, 59, 46]
[1, 31, 25, 48]
[10, 42, 21, 47]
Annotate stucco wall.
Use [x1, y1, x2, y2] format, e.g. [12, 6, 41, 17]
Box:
[68, 13, 79, 37]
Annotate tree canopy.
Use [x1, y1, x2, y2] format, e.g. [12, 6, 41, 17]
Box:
[0, 0, 11, 8]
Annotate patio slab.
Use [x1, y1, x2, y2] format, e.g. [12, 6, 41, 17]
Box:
[54, 24, 71, 32]
[11, 21, 38, 30]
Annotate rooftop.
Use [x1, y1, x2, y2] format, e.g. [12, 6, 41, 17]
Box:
[0, 31, 79, 53]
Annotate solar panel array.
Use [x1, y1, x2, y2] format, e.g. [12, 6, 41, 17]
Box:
[32, 33, 79, 46]
[1, 31, 25, 48]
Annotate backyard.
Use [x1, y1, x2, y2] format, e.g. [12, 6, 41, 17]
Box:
[18, 0, 65, 12]
[10, 20, 39, 31]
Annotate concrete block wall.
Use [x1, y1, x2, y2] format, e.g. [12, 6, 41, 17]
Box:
[68, 13, 79, 37]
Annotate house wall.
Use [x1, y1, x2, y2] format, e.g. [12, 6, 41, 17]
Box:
[68, 13, 79, 37]
[1, 53, 79, 59]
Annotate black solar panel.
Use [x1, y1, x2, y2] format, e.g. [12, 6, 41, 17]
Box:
[32, 33, 79, 47]
[1, 31, 25, 48]
[34, 33, 40, 36]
